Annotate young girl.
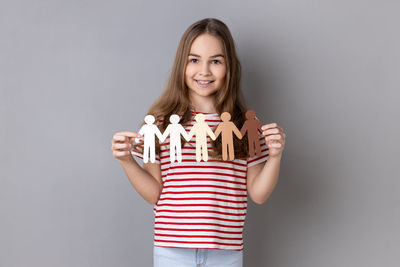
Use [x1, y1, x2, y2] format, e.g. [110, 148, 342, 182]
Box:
[111, 18, 286, 267]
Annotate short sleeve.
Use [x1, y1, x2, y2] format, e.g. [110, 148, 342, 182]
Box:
[131, 143, 161, 164]
[247, 134, 269, 168]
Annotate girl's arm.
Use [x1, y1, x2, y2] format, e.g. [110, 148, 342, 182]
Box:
[246, 156, 281, 205]
[119, 157, 162, 205]
[247, 122, 286, 204]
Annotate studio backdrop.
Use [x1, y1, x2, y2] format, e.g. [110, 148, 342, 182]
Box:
[1, 0, 399, 266]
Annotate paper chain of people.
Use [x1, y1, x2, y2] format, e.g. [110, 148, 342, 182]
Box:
[136, 110, 263, 163]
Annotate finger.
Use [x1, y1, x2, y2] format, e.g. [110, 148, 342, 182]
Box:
[116, 131, 141, 137]
[268, 141, 282, 148]
[262, 128, 281, 136]
[112, 143, 132, 150]
[114, 132, 142, 140]
[112, 135, 128, 143]
[267, 135, 284, 143]
[262, 124, 285, 138]
[113, 150, 131, 157]
[265, 134, 282, 142]
[129, 136, 142, 143]
[261, 123, 278, 131]
[113, 132, 141, 142]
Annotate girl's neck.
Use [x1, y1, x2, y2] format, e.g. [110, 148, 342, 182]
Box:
[189, 93, 218, 114]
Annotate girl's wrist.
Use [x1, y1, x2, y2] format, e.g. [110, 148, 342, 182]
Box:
[119, 155, 136, 165]
[269, 154, 282, 161]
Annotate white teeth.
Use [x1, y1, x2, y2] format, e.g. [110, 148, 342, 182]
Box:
[197, 80, 212, 84]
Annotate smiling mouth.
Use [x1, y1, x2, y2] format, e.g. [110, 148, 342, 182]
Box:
[195, 79, 214, 85]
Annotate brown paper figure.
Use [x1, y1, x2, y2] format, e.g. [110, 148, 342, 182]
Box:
[188, 113, 216, 162]
[160, 114, 191, 163]
[240, 110, 263, 157]
[214, 112, 242, 160]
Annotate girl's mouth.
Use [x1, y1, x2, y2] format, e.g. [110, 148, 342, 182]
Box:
[195, 79, 214, 88]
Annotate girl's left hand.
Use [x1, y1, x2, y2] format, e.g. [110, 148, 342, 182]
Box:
[261, 123, 286, 158]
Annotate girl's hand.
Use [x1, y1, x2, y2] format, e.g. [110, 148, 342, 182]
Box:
[261, 123, 286, 159]
[111, 131, 142, 161]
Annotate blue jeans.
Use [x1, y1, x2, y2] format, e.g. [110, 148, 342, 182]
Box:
[153, 245, 243, 267]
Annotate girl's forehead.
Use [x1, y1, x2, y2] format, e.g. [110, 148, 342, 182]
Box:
[189, 34, 224, 55]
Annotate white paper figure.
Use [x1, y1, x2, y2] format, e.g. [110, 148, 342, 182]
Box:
[137, 115, 164, 163]
[160, 114, 191, 163]
[188, 113, 216, 162]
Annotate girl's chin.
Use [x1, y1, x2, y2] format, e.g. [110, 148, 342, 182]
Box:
[189, 88, 218, 97]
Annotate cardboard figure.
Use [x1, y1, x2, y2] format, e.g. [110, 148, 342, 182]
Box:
[137, 115, 164, 163]
[214, 112, 242, 160]
[161, 114, 191, 163]
[188, 113, 216, 162]
[240, 110, 263, 157]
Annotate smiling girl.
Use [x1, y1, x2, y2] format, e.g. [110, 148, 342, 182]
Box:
[111, 18, 286, 267]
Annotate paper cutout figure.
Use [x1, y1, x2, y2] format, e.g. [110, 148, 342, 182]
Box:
[240, 110, 263, 157]
[161, 114, 191, 163]
[214, 112, 242, 160]
[188, 113, 216, 162]
[137, 115, 164, 163]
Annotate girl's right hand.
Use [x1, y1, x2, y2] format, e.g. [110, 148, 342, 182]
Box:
[111, 131, 142, 161]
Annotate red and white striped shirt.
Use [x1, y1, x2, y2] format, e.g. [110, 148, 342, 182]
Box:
[132, 111, 269, 251]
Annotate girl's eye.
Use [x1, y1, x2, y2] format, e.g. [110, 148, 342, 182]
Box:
[189, 58, 222, 64]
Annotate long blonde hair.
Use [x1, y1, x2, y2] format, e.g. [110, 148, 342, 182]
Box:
[134, 18, 249, 159]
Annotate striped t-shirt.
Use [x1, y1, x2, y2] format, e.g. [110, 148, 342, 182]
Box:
[131, 111, 269, 251]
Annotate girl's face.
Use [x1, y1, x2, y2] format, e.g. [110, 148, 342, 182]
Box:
[185, 33, 227, 99]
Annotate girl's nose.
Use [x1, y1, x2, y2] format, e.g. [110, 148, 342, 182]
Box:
[199, 62, 211, 75]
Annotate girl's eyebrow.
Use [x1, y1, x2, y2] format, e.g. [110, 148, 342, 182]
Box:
[189, 53, 225, 58]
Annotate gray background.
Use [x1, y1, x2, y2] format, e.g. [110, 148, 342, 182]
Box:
[1, 0, 399, 266]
